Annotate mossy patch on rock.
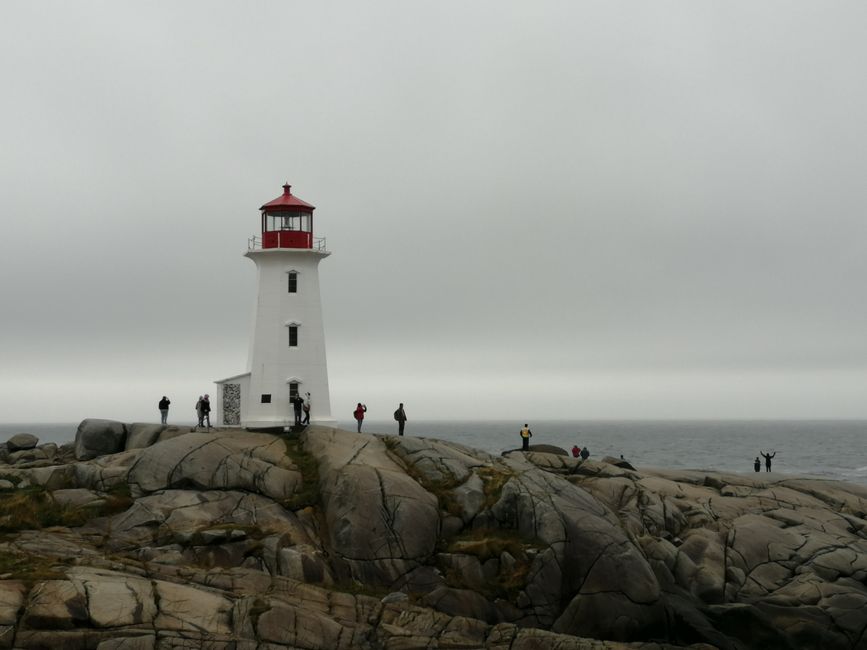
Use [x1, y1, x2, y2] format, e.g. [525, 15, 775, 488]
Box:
[477, 465, 515, 510]
[281, 437, 320, 509]
[0, 474, 22, 488]
[0, 488, 87, 531]
[440, 528, 541, 599]
[0, 486, 132, 533]
[0, 549, 67, 584]
[445, 527, 542, 562]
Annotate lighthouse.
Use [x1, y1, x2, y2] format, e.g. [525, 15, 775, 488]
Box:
[215, 183, 335, 428]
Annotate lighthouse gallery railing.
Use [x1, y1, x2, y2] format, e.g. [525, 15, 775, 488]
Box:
[248, 235, 328, 252]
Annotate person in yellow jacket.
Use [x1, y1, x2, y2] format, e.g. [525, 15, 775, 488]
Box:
[519, 424, 532, 451]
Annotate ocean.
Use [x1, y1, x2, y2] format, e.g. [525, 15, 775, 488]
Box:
[2, 419, 866, 484]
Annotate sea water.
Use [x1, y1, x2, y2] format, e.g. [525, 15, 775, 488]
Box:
[2, 420, 866, 484]
[334, 419, 867, 484]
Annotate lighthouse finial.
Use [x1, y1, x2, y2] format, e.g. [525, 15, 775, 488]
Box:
[283, 183, 291, 195]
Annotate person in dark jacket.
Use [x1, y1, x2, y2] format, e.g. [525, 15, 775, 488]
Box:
[201, 395, 211, 431]
[394, 403, 407, 436]
[580, 446, 590, 460]
[158, 396, 170, 424]
[292, 394, 304, 426]
[760, 451, 776, 472]
[754, 456, 761, 472]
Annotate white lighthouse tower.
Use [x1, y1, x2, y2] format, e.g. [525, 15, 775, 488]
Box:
[215, 183, 334, 429]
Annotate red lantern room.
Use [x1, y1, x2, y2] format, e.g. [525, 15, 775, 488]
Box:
[259, 184, 316, 249]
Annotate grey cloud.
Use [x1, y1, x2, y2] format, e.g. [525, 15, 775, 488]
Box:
[1, 1, 866, 421]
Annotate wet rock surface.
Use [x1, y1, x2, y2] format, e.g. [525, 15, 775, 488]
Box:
[0, 423, 865, 647]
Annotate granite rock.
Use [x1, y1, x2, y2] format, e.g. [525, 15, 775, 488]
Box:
[74, 419, 127, 460]
[6, 434, 38, 452]
[3, 420, 867, 649]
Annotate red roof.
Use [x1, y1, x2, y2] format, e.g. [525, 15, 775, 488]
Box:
[260, 184, 316, 212]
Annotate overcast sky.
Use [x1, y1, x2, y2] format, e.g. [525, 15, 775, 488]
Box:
[1, 2, 866, 423]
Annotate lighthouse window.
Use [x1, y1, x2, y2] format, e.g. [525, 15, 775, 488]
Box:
[288, 325, 299, 347]
[260, 394, 271, 404]
[287, 272, 297, 293]
[289, 383, 299, 398]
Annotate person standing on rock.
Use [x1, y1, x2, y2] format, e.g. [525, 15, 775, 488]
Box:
[571, 445, 580, 458]
[354, 403, 367, 433]
[201, 394, 211, 431]
[394, 403, 407, 436]
[302, 393, 311, 426]
[519, 424, 532, 451]
[580, 446, 590, 460]
[761, 451, 775, 472]
[158, 396, 171, 424]
[292, 394, 304, 426]
[754, 456, 761, 473]
[195, 396, 204, 429]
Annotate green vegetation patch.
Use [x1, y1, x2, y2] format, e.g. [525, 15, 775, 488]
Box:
[445, 527, 540, 562]
[281, 437, 320, 510]
[0, 485, 133, 533]
[0, 549, 68, 584]
[413, 473, 465, 519]
[437, 493, 465, 518]
[476, 465, 515, 510]
[441, 527, 543, 599]
[0, 474, 23, 488]
[0, 488, 85, 531]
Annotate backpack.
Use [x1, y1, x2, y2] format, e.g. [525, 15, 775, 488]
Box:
[394, 409, 401, 421]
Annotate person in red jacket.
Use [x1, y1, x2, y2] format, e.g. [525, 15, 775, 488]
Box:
[353, 403, 367, 433]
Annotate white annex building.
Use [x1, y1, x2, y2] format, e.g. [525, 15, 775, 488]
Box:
[214, 183, 335, 428]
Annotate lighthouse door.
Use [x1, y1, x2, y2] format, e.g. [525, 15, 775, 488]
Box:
[288, 382, 299, 420]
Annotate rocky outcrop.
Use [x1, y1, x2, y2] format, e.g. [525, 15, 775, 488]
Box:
[7, 433, 38, 452]
[124, 423, 188, 451]
[123, 423, 165, 450]
[1, 421, 867, 648]
[306, 429, 441, 586]
[73, 419, 127, 460]
[126, 430, 302, 500]
[0, 434, 61, 471]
